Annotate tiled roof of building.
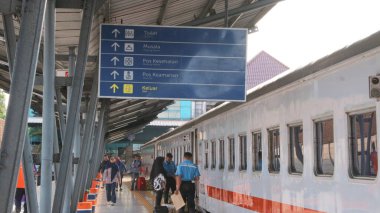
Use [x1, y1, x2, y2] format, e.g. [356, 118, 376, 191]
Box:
[246, 51, 289, 90]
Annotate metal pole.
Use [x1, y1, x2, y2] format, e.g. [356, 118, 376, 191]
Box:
[53, 120, 60, 180]
[70, 74, 98, 213]
[84, 100, 108, 194]
[41, 0, 56, 212]
[82, 123, 97, 197]
[23, 136, 40, 213]
[2, 13, 40, 213]
[1, 14, 16, 72]
[52, 0, 98, 211]
[64, 46, 74, 213]
[55, 89, 66, 139]
[224, 0, 228, 27]
[89, 101, 110, 183]
[0, 0, 47, 211]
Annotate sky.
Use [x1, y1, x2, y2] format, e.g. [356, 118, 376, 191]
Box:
[247, 0, 380, 70]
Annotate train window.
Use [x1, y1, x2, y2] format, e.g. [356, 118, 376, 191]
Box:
[349, 111, 378, 179]
[252, 131, 262, 172]
[239, 135, 247, 171]
[204, 141, 209, 169]
[268, 128, 280, 173]
[289, 124, 304, 174]
[219, 139, 225, 169]
[211, 141, 216, 169]
[228, 137, 235, 170]
[314, 118, 334, 176]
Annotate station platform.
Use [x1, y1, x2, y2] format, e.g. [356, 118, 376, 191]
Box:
[96, 178, 155, 213]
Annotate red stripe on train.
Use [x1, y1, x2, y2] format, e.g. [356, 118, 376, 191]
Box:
[206, 185, 325, 213]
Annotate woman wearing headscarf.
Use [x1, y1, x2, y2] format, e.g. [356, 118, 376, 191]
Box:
[103, 156, 121, 206]
[150, 156, 167, 209]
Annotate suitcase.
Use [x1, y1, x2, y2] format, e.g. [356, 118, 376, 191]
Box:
[153, 206, 169, 213]
[137, 177, 146, 190]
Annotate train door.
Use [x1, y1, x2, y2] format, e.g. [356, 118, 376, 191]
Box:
[191, 131, 195, 156]
[194, 129, 198, 164]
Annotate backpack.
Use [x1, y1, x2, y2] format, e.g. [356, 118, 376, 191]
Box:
[153, 173, 166, 191]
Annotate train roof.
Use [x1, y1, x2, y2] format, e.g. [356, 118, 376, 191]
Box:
[141, 29, 380, 148]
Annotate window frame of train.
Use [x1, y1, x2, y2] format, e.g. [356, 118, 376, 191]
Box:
[211, 140, 217, 169]
[348, 109, 378, 179]
[252, 131, 262, 172]
[314, 117, 334, 176]
[288, 123, 304, 175]
[268, 127, 280, 173]
[219, 138, 225, 169]
[204, 141, 209, 169]
[239, 134, 248, 171]
[228, 136, 235, 171]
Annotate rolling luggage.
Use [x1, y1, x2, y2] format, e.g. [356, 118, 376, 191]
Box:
[137, 176, 146, 190]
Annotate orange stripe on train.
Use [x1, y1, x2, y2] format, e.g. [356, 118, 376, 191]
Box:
[206, 185, 325, 213]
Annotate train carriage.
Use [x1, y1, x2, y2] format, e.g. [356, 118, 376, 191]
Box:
[140, 31, 380, 213]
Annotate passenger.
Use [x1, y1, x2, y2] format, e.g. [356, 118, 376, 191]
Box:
[103, 156, 121, 206]
[115, 156, 127, 191]
[370, 142, 378, 175]
[163, 153, 176, 204]
[130, 155, 142, 191]
[175, 152, 200, 213]
[99, 155, 110, 188]
[150, 156, 167, 209]
[15, 164, 27, 213]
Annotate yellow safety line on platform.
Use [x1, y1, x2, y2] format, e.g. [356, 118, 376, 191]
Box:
[133, 190, 154, 212]
[142, 190, 156, 200]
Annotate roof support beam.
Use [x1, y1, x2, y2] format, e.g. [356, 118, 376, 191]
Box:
[107, 107, 165, 133]
[0, 0, 47, 211]
[55, 0, 106, 10]
[228, 0, 255, 27]
[198, 0, 217, 19]
[70, 72, 98, 213]
[40, 0, 56, 211]
[106, 120, 154, 143]
[0, 0, 20, 14]
[181, 0, 282, 26]
[52, 0, 98, 211]
[2, 12, 40, 213]
[55, 54, 97, 62]
[108, 100, 170, 121]
[106, 121, 152, 142]
[84, 99, 109, 193]
[108, 99, 150, 114]
[157, 0, 171, 25]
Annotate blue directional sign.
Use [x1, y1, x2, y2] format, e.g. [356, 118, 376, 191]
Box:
[99, 24, 247, 101]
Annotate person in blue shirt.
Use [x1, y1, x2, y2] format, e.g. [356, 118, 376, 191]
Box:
[163, 153, 176, 204]
[115, 156, 127, 191]
[130, 155, 142, 191]
[175, 152, 200, 213]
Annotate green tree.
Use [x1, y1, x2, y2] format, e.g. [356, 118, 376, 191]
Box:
[0, 89, 6, 119]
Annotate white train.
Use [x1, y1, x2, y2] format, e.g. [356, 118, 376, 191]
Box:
[141, 31, 380, 213]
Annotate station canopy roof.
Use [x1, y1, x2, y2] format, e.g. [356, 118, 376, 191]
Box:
[0, 0, 282, 143]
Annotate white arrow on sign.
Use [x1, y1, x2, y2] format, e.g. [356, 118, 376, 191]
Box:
[110, 70, 119, 79]
[111, 42, 120, 51]
[112, 29, 120, 38]
[111, 57, 120, 66]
